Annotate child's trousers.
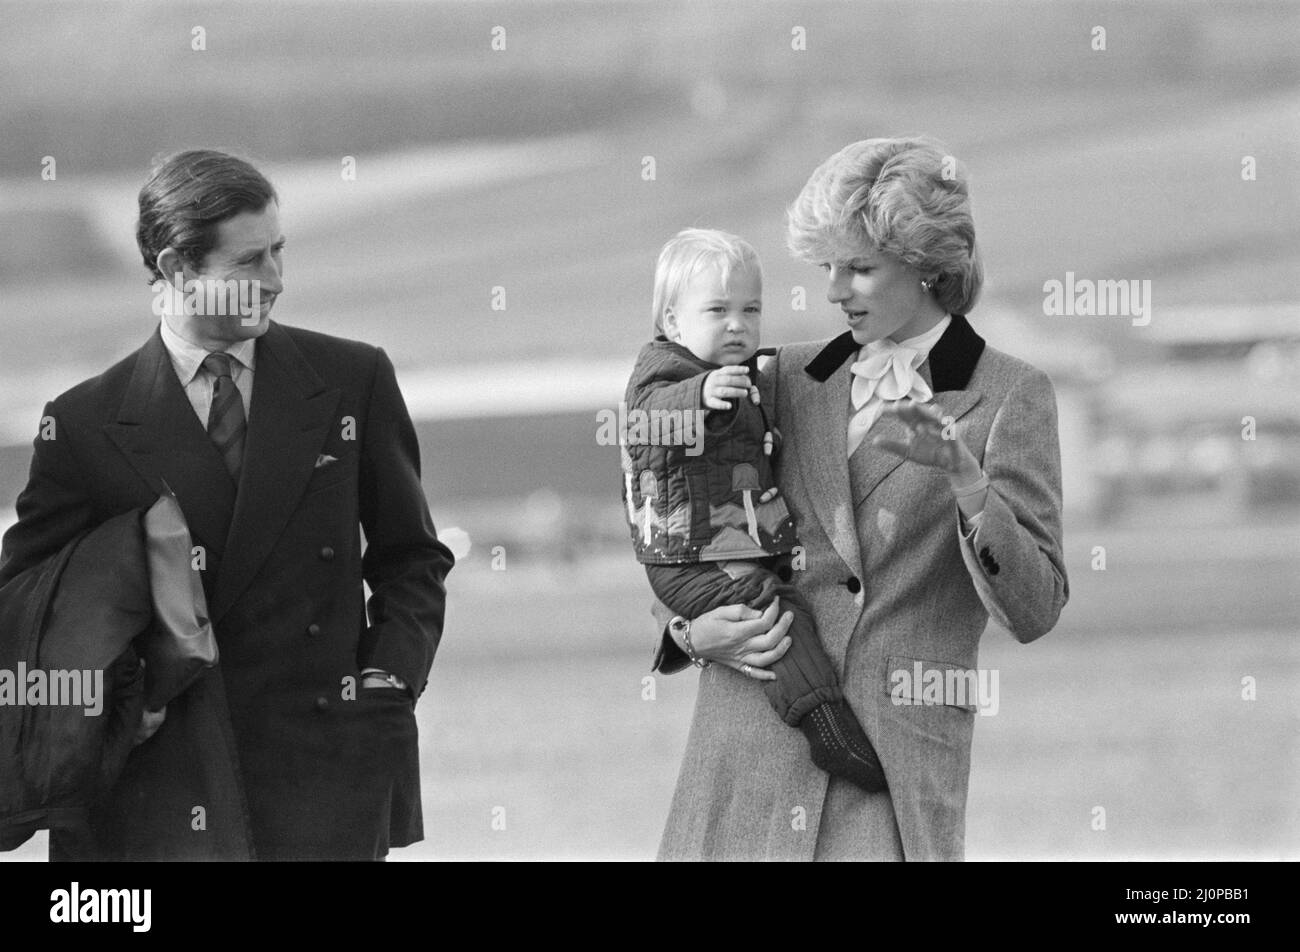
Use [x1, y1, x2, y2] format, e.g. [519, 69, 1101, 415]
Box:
[645, 558, 841, 725]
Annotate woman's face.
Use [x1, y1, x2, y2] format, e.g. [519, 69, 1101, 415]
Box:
[821, 246, 943, 345]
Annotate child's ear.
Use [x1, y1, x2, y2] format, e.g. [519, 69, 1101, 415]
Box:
[662, 307, 678, 340]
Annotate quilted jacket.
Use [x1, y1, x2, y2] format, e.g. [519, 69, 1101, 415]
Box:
[620, 339, 798, 564]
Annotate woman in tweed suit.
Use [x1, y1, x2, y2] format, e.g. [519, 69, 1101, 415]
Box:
[651, 137, 1069, 860]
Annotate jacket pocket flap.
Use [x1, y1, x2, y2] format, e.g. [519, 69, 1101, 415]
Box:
[884, 655, 981, 713]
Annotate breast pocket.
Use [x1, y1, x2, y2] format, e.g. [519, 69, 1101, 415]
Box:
[302, 461, 353, 498]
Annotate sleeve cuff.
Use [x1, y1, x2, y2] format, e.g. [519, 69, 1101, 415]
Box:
[651, 627, 692, 675]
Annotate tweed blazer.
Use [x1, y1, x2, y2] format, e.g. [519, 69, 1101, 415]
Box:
[653, 314, 1068, 860]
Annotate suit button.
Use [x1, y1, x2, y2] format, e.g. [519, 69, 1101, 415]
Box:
[319, 546, 335, 561]
[307, 623, 322, 637]
[844, 577, 862, 594]
[314, 696, 329, 711]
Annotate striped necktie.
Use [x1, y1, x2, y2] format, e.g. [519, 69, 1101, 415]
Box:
[202, 352, 246, 484]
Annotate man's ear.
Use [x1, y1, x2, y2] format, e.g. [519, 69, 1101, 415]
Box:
[155, 248, 188, 288]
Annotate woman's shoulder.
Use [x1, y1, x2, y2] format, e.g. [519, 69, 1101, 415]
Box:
[969, 340, 1057, 400]
[771, 338, 836, 362]
[761, 335, 854, 377]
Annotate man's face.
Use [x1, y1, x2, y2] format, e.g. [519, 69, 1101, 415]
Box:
[663, 263, 762, 366]
[174, 203, 284, 345]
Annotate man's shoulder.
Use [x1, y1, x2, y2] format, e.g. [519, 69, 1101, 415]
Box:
[273, 322, 382, 366]
[274, 322, 378, 357]
[48, 348, 142, 421]
[268, 322, 390, 393]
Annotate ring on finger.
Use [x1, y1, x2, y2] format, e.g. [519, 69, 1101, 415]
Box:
[740, 663, 752, 677]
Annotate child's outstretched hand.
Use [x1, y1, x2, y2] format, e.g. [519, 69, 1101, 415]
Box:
[703, 366, 760, 411]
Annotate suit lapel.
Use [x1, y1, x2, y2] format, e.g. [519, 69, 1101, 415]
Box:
[803, 314, 989, 512]
[211, 322, 340, 623]
[103, 327, 237, 563]
[795, 335, 863, 580]
[849, 387, 983, 506]
[846, 400, 912, 506]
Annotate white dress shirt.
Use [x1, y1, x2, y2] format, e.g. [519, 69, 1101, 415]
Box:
[159, 317, 256, 427]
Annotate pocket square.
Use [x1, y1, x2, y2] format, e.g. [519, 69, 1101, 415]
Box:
[314, 454, 339, 469]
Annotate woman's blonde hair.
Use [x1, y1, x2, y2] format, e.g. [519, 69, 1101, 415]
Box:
[786, 136, 983, 314]
[651, 228, 762, 336]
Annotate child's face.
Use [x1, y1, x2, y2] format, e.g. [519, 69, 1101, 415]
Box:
[663, 263, 761, 365]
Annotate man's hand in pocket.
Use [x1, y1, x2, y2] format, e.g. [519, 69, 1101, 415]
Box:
[361, 669, 409, 694]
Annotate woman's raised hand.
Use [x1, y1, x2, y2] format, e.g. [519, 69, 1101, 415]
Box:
[687, 599, 793, 681]
[873, 398, 979, 477]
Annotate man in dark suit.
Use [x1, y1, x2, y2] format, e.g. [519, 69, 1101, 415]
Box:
[0, 149, 454, 860]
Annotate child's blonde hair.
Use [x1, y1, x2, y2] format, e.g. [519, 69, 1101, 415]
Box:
[651, 228, 762, 336]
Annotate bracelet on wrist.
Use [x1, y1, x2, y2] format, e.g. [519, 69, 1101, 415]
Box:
[671, 616, 710, 669]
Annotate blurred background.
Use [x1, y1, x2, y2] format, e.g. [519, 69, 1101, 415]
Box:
[1, 0, 1296, 860]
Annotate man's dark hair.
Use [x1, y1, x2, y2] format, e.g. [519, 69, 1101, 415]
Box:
[136, 149, 278, 283]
